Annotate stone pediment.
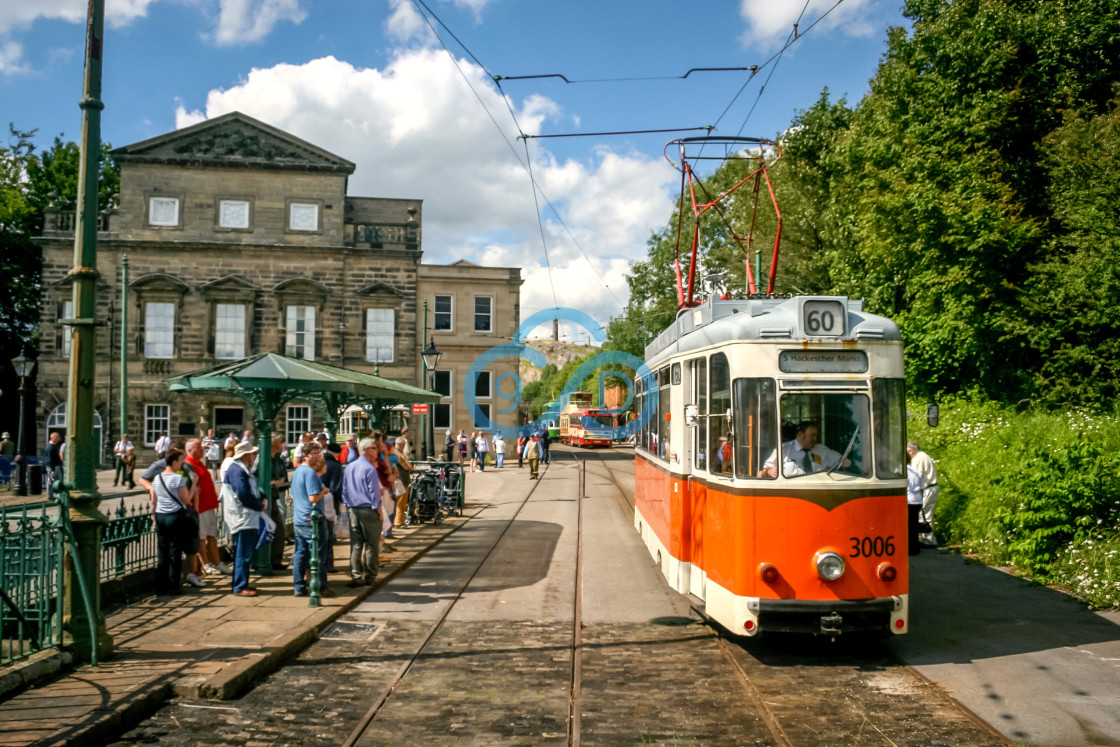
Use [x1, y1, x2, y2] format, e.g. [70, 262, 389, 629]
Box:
[200, 275, 261, 300]
[273, 278, 329, 298]
[130, 273, 190, 294]
[356, 282, 405, 301]
[112, 112, 355, 175]
[51, 274, 111, 291]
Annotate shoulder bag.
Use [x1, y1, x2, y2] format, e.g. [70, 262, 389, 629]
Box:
[158, 473, 200, 545]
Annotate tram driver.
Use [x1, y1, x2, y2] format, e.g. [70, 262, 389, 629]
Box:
[759, 421, 849, 478]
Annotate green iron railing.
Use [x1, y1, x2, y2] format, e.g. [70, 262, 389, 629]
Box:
[100, 498, 157, 581]
[0, 503, 65, 666]
[1, 497, 160, 666]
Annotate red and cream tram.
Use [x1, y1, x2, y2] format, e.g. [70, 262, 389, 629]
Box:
[633, 295, 910, 637]
[566, 410, 616, 448]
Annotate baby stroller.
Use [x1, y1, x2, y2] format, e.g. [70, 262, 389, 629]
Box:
[408, 467, 443, 525]
[438, 465, 463, 517]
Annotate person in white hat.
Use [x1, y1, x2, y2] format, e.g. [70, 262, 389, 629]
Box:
[0, 431, 14, 458]
[226, 440, 265, 596]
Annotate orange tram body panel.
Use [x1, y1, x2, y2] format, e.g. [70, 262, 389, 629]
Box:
[632, 296, 910, 637]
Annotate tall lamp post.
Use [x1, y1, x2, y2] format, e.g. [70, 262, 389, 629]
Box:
[11, 353, 36, 497]
[421, 340, 441, 461]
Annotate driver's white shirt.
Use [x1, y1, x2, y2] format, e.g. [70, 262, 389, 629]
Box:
[763, 439, 844, 476]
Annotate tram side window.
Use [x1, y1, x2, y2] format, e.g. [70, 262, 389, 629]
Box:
[644, 372, 658, 454]
[657, 366, 671, 459]
[709, 353, 732, 476]
[634, 378, 643, 451]
[873, 378, 907, 478]
[692, 357, 708, 471]
[733, 378, 777, 479]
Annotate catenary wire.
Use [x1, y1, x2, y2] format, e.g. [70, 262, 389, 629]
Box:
[409, 0, 625, 309]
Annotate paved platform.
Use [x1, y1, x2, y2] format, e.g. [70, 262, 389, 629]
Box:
[0, 467, 148, 511]
[0, 500, 480, 747]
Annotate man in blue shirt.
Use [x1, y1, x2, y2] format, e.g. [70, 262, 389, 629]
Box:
[341, 436, 383, 587]
[290, 452, 331, 596]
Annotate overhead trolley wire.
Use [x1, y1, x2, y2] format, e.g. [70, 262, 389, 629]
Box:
[732, 0, 814, 138]
[492, 66, 760, 84]
[409, 0, 626, 310]
[521, 126, 713, 140]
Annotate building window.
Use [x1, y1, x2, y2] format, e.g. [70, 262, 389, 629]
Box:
[473, 403, 491, 427]
[289, 202, 319, 232]
[286, 306, 315, 361]
[215, 303, 246, 359]
[474, 296, 492, 333]
[474, 370, 492, 399]
[219, 199, 251, 229]
[434, 295, 452, 331]
[365, 308, 394, 363]
[286, 405, 310, 447]
[145, 404, 170, 446]
[149, 197, 180, 227]
[433, 403, 452, 430]
[61, 300, 73, 357]
[432, 370, 452, 430]
[144, 302, 175, 359]
[432, 370, 452, 397]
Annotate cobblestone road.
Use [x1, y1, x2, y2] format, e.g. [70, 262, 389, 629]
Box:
[110, 450, 1004, 746]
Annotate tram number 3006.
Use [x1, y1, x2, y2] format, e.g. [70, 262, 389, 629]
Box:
[849, 536, 896, 557]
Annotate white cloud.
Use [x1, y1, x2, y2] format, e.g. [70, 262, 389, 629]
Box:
[0, 0, 157, 34]
[209, 0, 306, 46]
[739, 0, 879, 49]
[0, 0, 298, 74]
[0, 38, 28, 75]
[0, 0, 158, 74]
[174, 50, 680, 331]
[384, 0, 433, 45]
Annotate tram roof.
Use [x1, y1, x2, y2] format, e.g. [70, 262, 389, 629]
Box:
[645, 296, 902, 364]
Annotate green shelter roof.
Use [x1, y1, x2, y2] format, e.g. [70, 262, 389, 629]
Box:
[168, 352, 439, 403]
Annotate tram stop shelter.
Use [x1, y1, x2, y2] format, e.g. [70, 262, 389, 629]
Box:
[168, 352, 440, 567]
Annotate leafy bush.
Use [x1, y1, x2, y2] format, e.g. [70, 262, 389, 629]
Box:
[907, 398, 1120, 606]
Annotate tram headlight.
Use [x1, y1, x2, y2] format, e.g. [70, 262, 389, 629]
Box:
[814, 551, 846, 581]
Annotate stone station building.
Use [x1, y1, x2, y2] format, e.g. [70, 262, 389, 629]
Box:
[35, 112, 522, 463]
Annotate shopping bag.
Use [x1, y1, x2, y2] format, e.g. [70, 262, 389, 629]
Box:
[256, 511, 277, 548]
[335, 505, 351, 539]
[379, 500, 392, 533]
[321, 490, 337, 521]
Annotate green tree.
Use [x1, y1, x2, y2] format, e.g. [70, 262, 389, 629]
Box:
[1017, 99, 1120, 404]
[0, 128, 119, 437]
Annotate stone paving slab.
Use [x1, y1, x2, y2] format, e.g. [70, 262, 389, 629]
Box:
[0, 504, 481, 747]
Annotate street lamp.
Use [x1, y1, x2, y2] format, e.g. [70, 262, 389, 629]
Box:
[421, 340, 441, 461]
[11, 352, 36, 497]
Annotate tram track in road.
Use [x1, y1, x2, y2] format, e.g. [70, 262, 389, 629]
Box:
[342, 448, 589, 747]
[584, 446, 1007, 747]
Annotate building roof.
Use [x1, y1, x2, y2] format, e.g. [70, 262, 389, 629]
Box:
[111, 111, 356, 175]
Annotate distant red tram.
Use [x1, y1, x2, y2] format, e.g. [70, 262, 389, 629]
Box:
[563, 409, 615, 447]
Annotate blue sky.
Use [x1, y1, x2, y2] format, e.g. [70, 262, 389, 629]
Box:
[2, 0, 905, 338]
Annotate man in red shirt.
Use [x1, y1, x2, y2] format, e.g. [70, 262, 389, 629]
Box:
[186, 438, 230, 576]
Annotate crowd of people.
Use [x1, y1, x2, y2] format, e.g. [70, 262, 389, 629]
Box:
[128, 427, 417, 599]
[442, 428, 552, 479]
